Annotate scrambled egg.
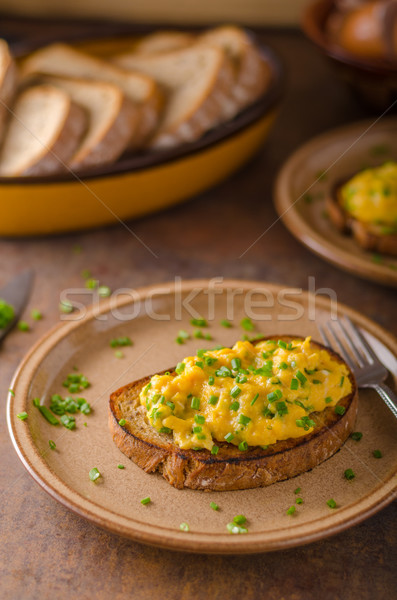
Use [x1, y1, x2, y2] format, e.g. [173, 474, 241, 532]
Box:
[140, 337, 352, 452]
[340, 161, 397, 230]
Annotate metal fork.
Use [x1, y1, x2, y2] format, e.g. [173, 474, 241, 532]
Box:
[319, 316, 397, 419]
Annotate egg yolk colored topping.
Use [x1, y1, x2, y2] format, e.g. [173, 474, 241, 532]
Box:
[340, 161, 397, 231]
[139, 337, 352, 452]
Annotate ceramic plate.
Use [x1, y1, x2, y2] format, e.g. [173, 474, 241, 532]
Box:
[274, 118, 397, 287]
[7, 280, 397, 553]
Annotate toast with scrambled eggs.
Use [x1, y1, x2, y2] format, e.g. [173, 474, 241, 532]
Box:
[109, 336, 357, 491]
[327, 162, 397, 256]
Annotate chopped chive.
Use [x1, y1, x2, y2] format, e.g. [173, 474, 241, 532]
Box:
[59, 299, 73, 314]
[226, 522, 248, 534]
[279, 361, 288, 370]
[312, 379, 321, 384]
[49, 439, 56, 450]
[230, 401, 239, 411]
[296, 370, 307, 386]
[286, 506, 296, 516]
[17, 412, 28, 420]
[238, 441, 248, 451]
[296, 497, 303, 505]
[233, 514, 247, 525]
[278, 340, 287, 349]
[220, 319, 232, 328]
[250, 393, 259, 406]
[195, 415, 205, 425]
[31, 309, 42, 321]
[159, 426, 172, 434]
[325, 396, 333, 404]
[211, 445, 219, 455]
[238, 414, 251, 426]
[193, 329, 205, 339]
[344, 468, 355, 480]
[230, 385, 241, 398]
[117, 464, 125, 469]
[190, 317, 207, 327]
[118, 419, 126, 426]
[110, 337, 132, 348]
[17, 320, 30, 332]
[166, 401, 175, 411]
[327, 498, 337, 509]
[335, 405, 346, 416]
[373, 450, 382, 458]
[193, 426, 202, 434]
[224, 432, 234, 443]
[216, 366, 232, 378]
[141, 496, 151, 505]
[98, 285, 111, 298]
[350, 431, 363, 441]
[290, 378, 299, 391]
[191, 397, 200, 410]
[8, 389, 15, 396]
[208, 376, 215, 385]
[276, 401, 288, 416]
[114, 350, 124, 359]
[209, 395, 219, 405]
[210, 502, 219, 511]
[231, 358, 241, 370]
[175, 362, 185, 375]
[267, 389, 282, 402]
[176, 330, 189, 344]
[294, 487, 301, 494]
[143, 382, 152, 394]
[38, 405, 59, 426]
[340, 376, 345, 387]
[85, 278, 98, 290]
[240, 317, 254, 331]
[60, 414, 75, 430]
[89, 467, 101, 482]
[179, 522, 189, 532]
[204, 356, 217, 366]
[195, 361, 204, 369]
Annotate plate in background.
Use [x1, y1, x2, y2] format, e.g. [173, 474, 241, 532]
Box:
[274, 118, 397, 287]
[7, 279, 397, 553]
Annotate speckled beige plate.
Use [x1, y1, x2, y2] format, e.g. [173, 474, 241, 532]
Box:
[274, 118, 397, 287]
[7, 280, 397, 553]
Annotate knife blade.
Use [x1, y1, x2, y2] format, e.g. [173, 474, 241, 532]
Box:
[0, 270, 34, 343]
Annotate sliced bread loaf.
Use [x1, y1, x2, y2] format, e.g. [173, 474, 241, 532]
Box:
[40, 75, 139, 170]
[199, 25, 271, 110]
[21, 43, 161, 146]
[0, 39, 18, 140]
[134, 31, 195, 54]
[0, 84, 86, 176]
[114, 44, 236, 148]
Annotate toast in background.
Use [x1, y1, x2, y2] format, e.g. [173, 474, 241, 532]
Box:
[0, 39, 18, 140]
[39, 76, 140, 170]
[0, 84, 86, 176]
[134, 30, 195, 54]
[114, 44, 237, 148]
[21, 43, 162, 146]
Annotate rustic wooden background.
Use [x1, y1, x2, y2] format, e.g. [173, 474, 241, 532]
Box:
[0, 20, 396, 600]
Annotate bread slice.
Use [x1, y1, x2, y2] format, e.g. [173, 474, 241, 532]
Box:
[0, 39, 18, 140]
[134, 31, 195, 54]
[199, 25, 272, 111]
[327, 181, 397, 256]
[39, 75, 139, 170]
[0, 84, 86, 177]
[109, 337, 358, 491]
[20, 43, 161, 147]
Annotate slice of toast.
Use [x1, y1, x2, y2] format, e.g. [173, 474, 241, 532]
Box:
[109, 337, 358, 491]
[0, 84, 86, 177]
[114, 44, 236, 148]
[39, 75, 139, 170]
[199, 25, 272, 110]
[0, 39, 18, 140]
[134, 31, 195, 54]
[20, 43, 162, 147]
[327, 181, 397, 256]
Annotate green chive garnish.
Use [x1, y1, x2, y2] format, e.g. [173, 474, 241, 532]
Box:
[230, 401, 239, 411]
[8, 389, 15, 397]
[220, 319, 232, 328]
[110, 337, 132, 348]
[290, 378, 299, 390]
[37, 405, 59, 426]
[117, 464, 125, 469]
[296, 370, 307, 386]
[296, 497, 303, 505]
[159, 426, 172, 434]
[294, 487, 301, 494]
[89, 467, 101, 482]
[231, 358, 241, 370]
[278, 340, 287, 349]
[179, 522, 189, 532]
[238, 414, 251, 426]
[327, 498, 337, 509]
[230, 385, 241, 398]
[325, 396, 333, 404]
[211, 445, 219, 455]
[210, 502, 219, 511]
[190, 317, 207, 327]
[49, 440, 56, 450]
[335, 405, 345, 415]
[250, 393, 259, 406]
[118, 419, 126, 426]
[286, 506, 296, 515]
[59, 299, 73, 314]
[98, 285, 111, 298]
[195, 415, 205, 424]
[238, 441, 248, 451]
[208, 376, 215, 385]
[233, 514, 247, 525]
[31, 309, 42, 321]
[17, 412, 28, 420]
[191, 397, 200, 410]
[344, 468, 355, 480]
[240, 317, 254, 331]
[350, 431, 363, 441]
[209, 395, 219, 405]
[226, 522, 248, 534]
[17, 321, 30, 332]
[373, 450, 382, 458]
[141, 497, 151, 505]
[224, 432, 234, 443]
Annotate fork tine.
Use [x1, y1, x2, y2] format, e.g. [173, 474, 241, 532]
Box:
[343, 316, 377, 363]
[336, 319, 368, 367]
[318, 324, 332, 348]
[326, 321, 357, 370]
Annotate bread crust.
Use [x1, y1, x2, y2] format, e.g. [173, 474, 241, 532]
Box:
[109, 337, 358, 491]
[327, 179, 397, 256]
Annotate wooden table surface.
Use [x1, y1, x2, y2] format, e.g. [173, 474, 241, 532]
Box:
[0, 21, 396, 600]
